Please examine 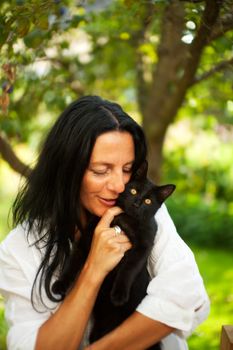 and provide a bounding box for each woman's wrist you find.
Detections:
[81,260,106,287]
